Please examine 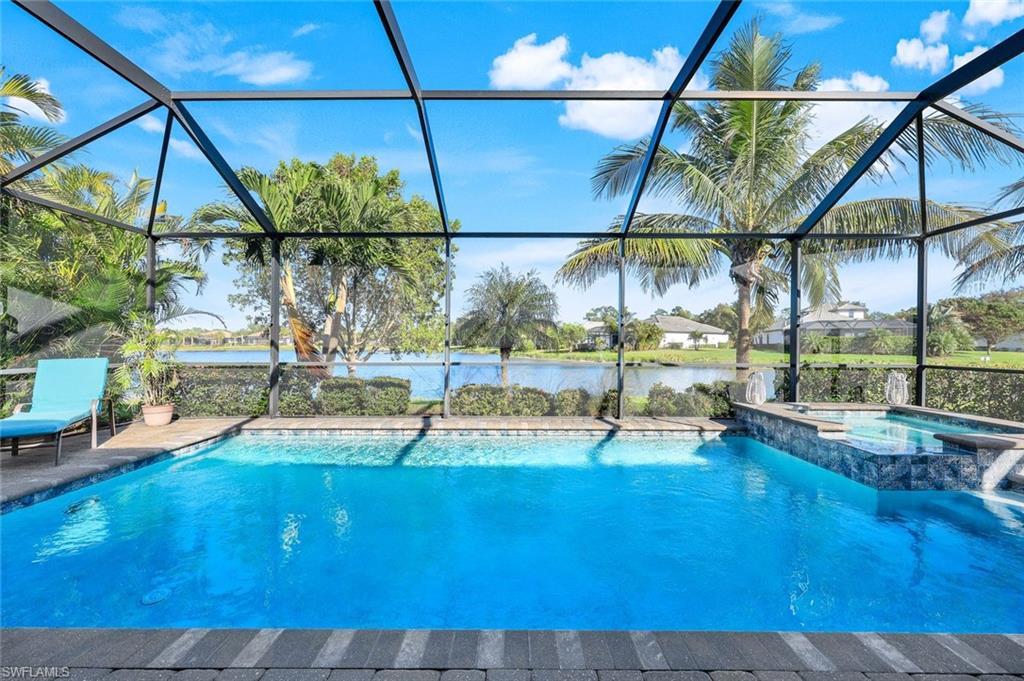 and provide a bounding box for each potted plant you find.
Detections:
[115,312,181,427]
